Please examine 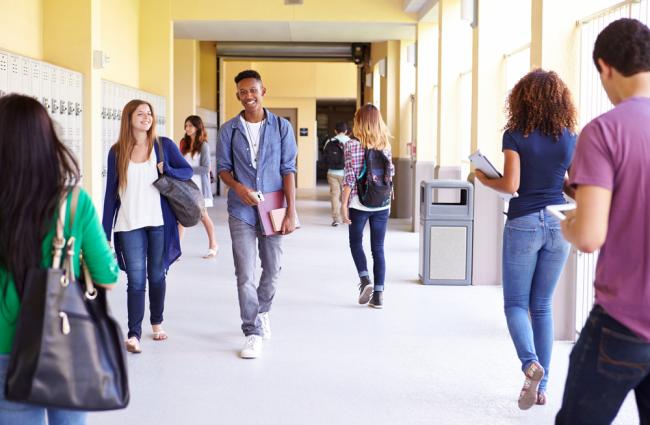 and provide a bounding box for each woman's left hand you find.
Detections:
[474,170,487,184]
[157,162,164,174]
